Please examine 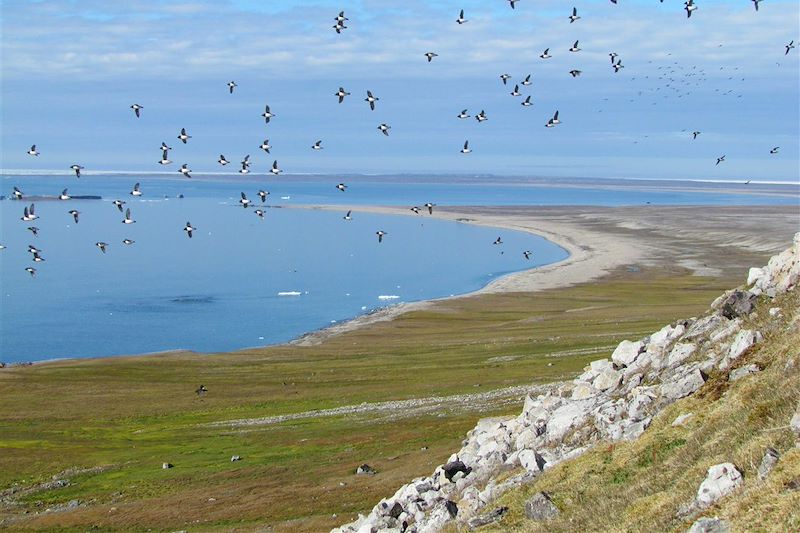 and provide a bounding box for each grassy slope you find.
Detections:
[0,268,744,531]
[471,290,800,533]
